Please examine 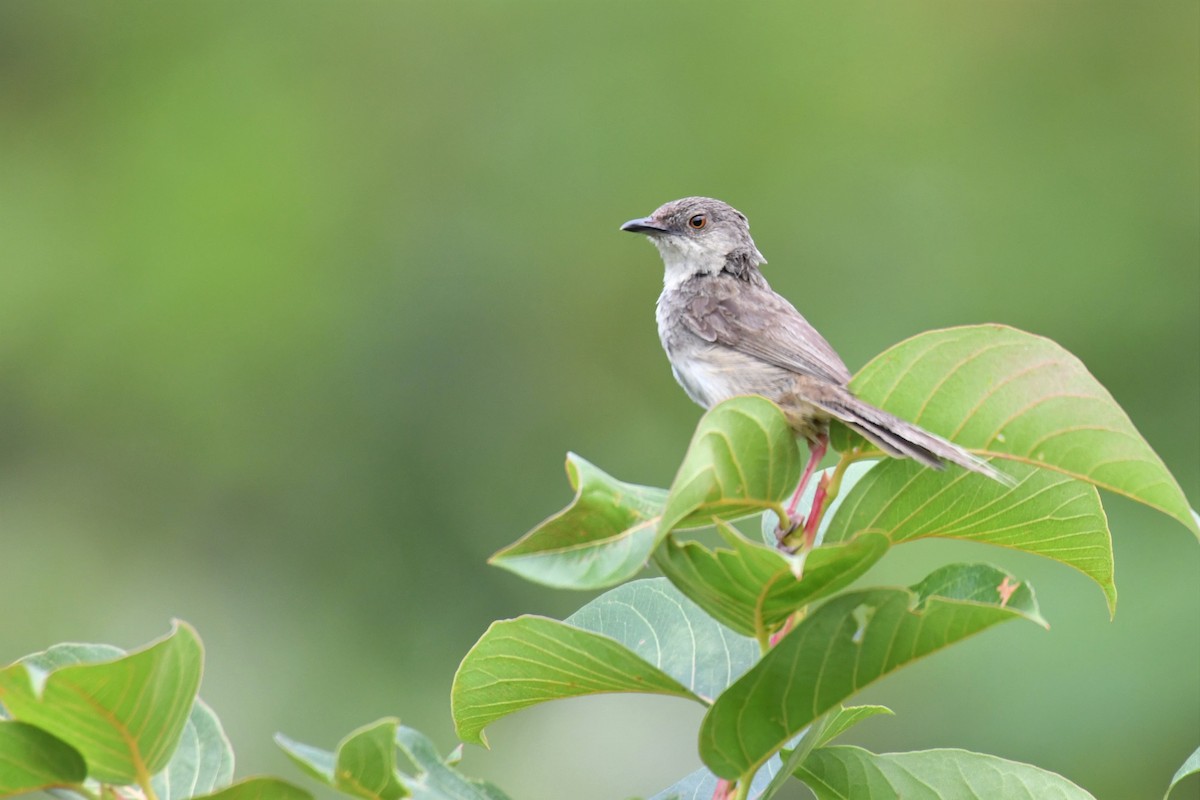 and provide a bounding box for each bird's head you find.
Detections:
[620,196,766,286]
